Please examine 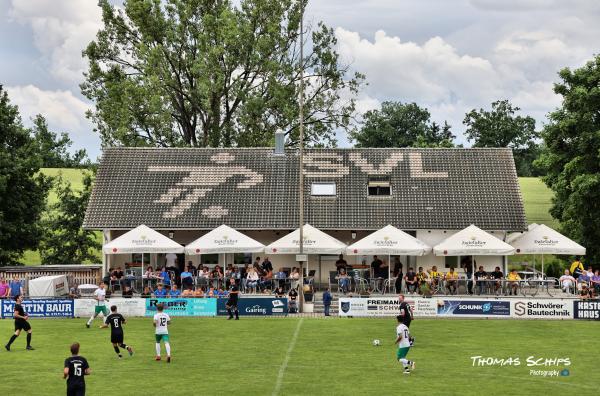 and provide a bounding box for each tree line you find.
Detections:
[1,0,598,267]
